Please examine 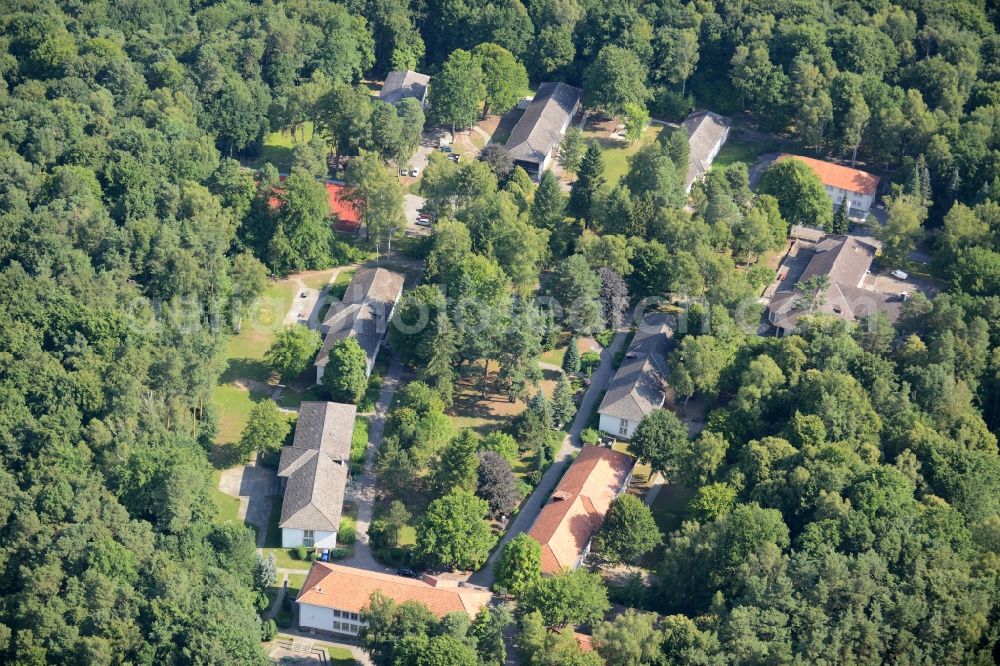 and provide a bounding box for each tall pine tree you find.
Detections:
[562,336,581,374]
[832,195,850,234]
[568,143,605,224]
